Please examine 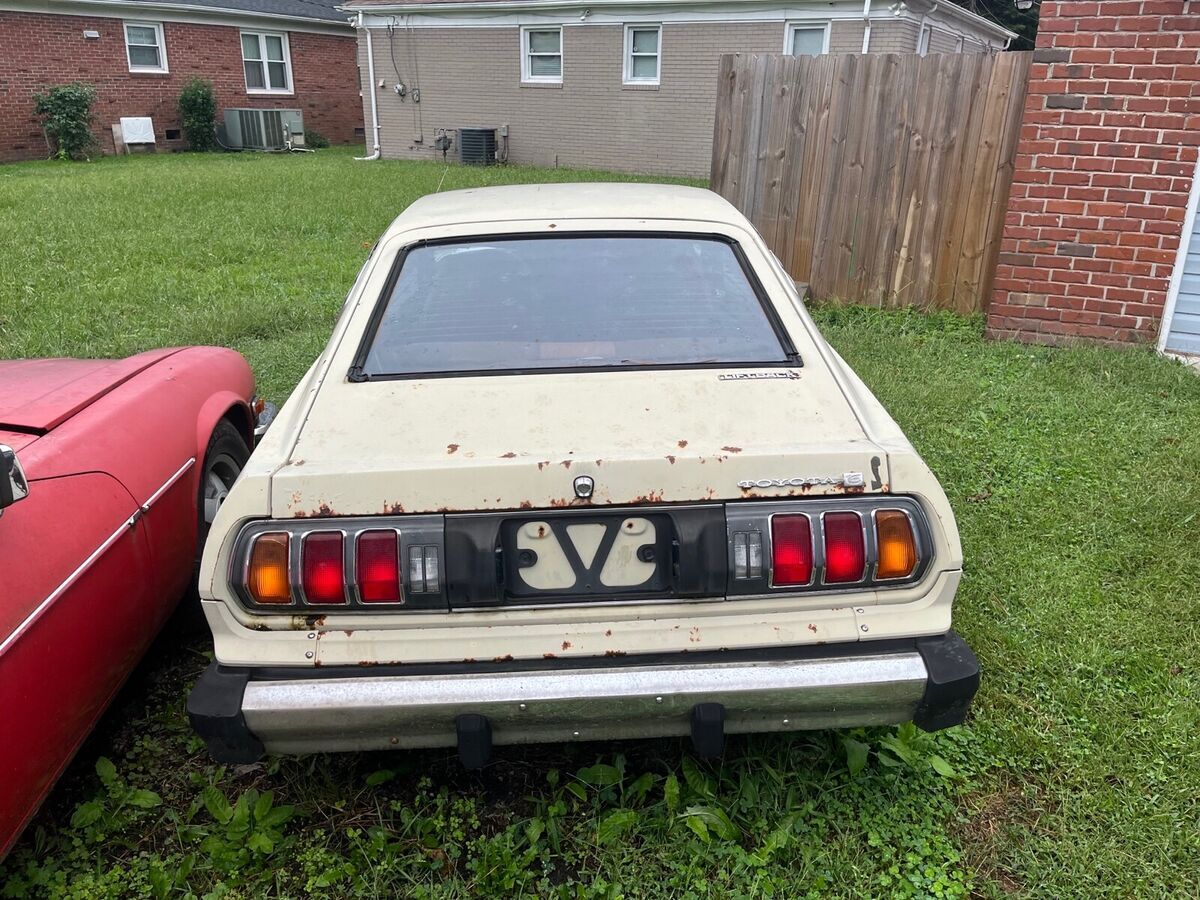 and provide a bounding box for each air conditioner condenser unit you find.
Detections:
[220,108,305,151]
